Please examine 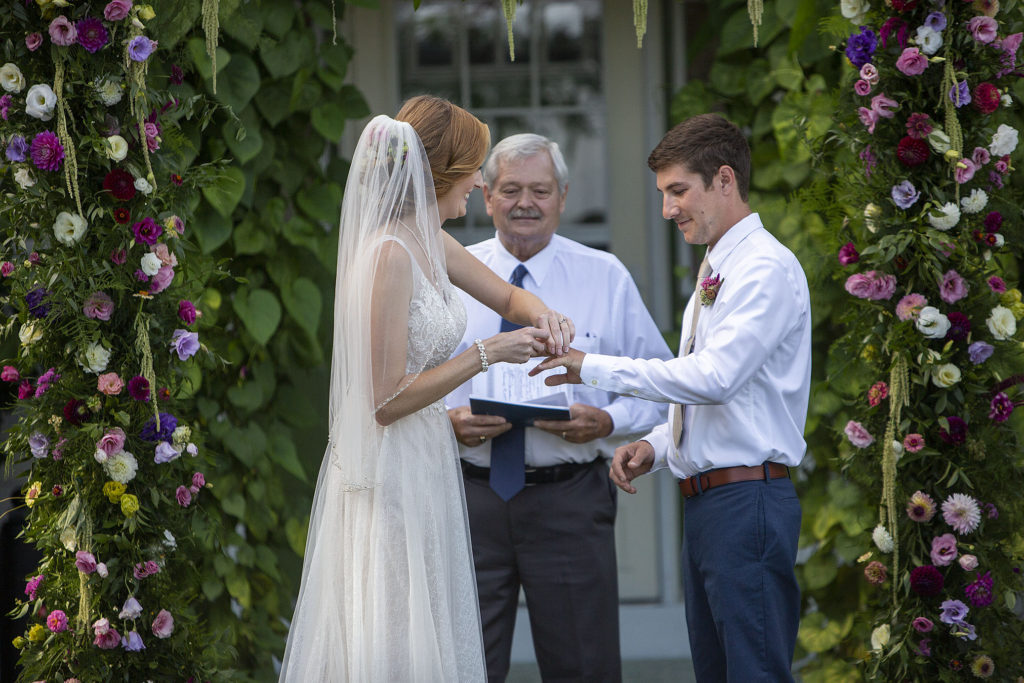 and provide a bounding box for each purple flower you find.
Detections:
[25,286,52,318]
[912,616,934,633]
[132,217,162,245]
[178,300,197,324]
[149,265,175,294]
[845,271,896,300]
[75,550,98,574]
[170,64,184,85]
[122,630,146,651]
[984,503,998,519]
[176,485,192,507]
[939,270,968,304]
[48,15,77,46]
[949,80,971,108]
[940,599,969,624]
[30,131,64,171]
[924,11,946,32]
[154,441,181,464]
[83,291,114,321]
[25,32,43,51]
[191,472,206,490]
[965,571,994,607]
[140,412,178,443]
[844,420,874,448]
[989,392,1013,422]
[128,35,158,62]
[151,609,174,638]
[938,416,967,445]
[135,269,150,282]
[170,329,200,360]
[896,293,927,321]
[29,431,50,457]
[910,565,944,597]
[880,17,907,49]
[127,375,150,401]
[0,94,9,121]
[968,341,994,364]
[104,0,133,21]
[983,211,1003,232]
[25,574,43,601]
[987,276,1006,293]
[930,533,958,566]
[968,16,998,44]
[859,145,876,178]
[845,26,878,69]
[76,17,109,53]
[916,638,931,656]
[945,312,970,342]
[891,180,920,209]
[943,493,981,534]
[34,368,60,398]
[5,135,28,162]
